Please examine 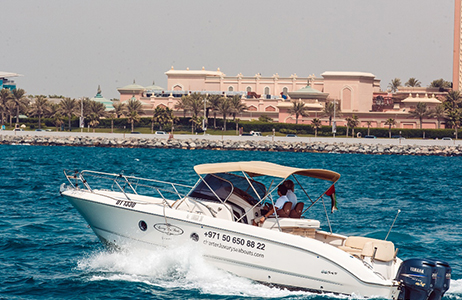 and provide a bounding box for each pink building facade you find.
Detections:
[117,67,447,129]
